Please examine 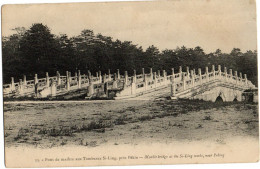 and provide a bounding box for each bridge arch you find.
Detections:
[215,96,224,102]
